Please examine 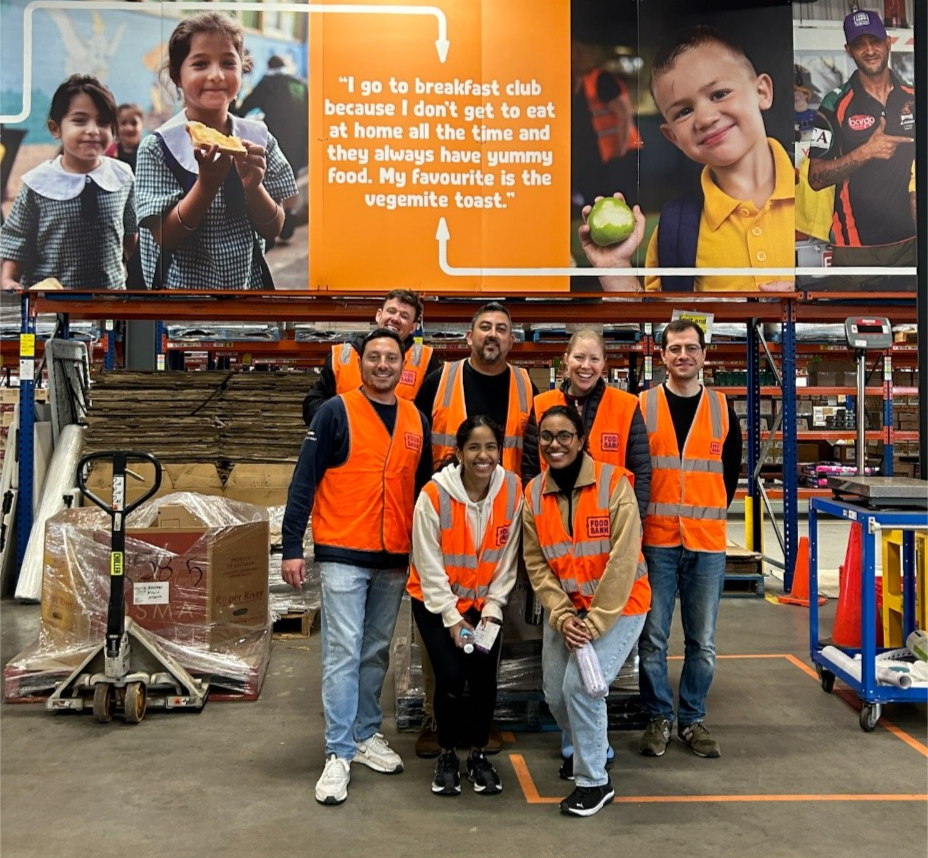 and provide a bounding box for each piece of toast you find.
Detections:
[185,121,248,155]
